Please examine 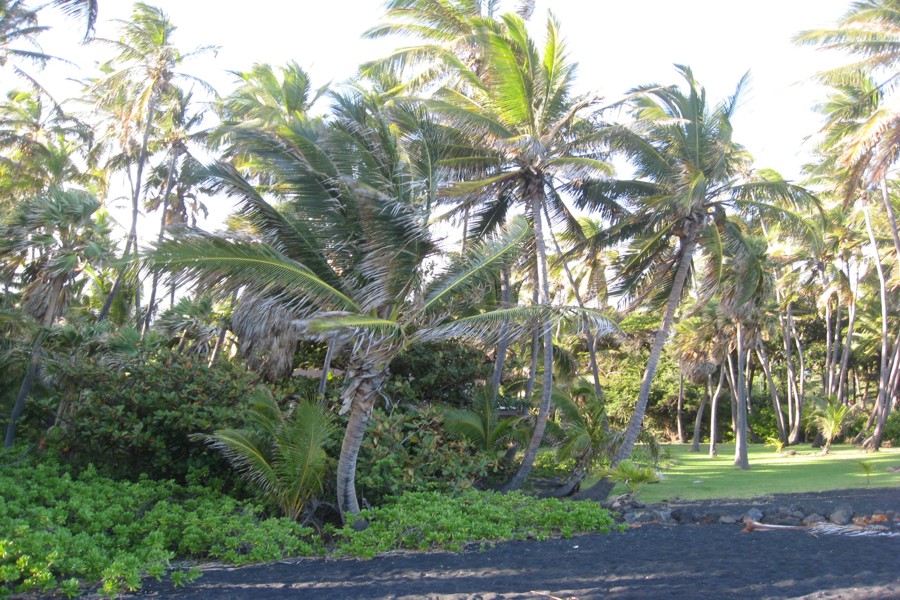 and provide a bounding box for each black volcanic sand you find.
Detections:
[119,487,900,600]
